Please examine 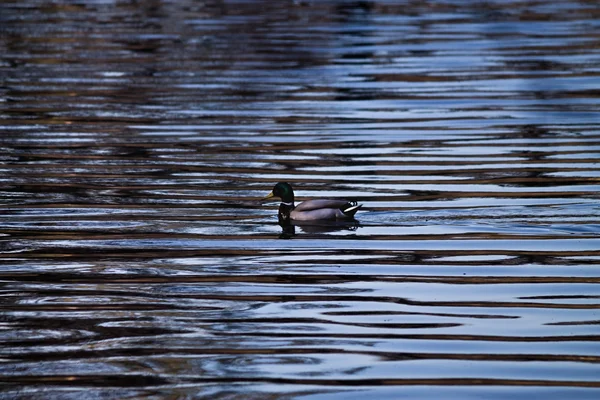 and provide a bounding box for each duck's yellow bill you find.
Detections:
[263,191,275,200]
